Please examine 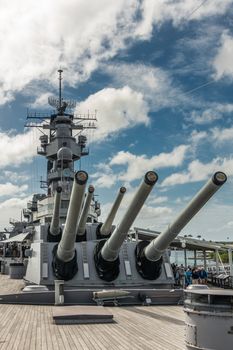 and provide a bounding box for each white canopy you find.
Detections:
[0,232,31,243]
